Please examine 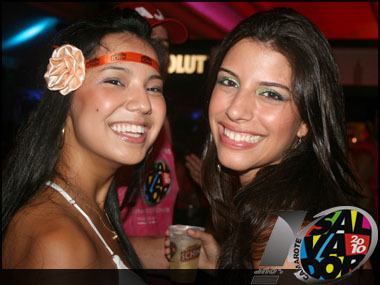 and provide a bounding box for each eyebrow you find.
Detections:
[99,66,163,81]
[219,67,238,78]
[219,67,291,93]
[259,81,291,94]
[149,75,163,81]
[100,66,131,73]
